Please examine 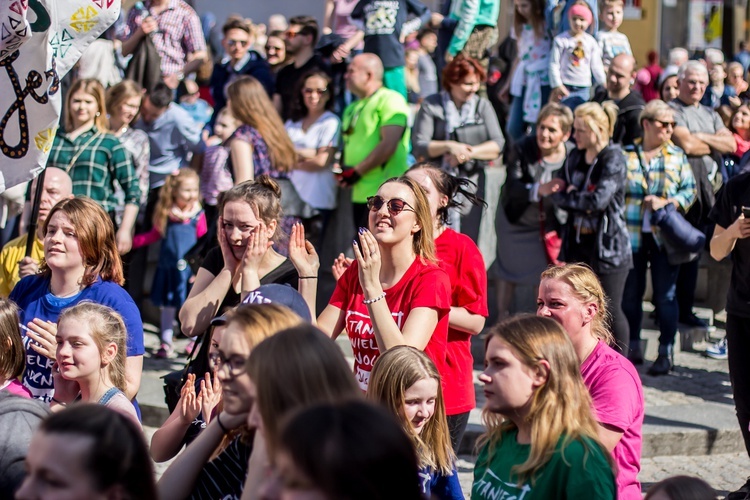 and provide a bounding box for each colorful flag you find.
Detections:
[0,0,120,192]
